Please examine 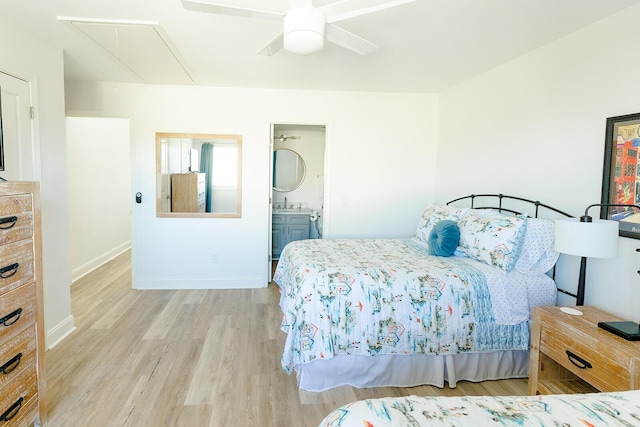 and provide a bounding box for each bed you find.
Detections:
[273,195,573,392]
[318,390,640,426]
